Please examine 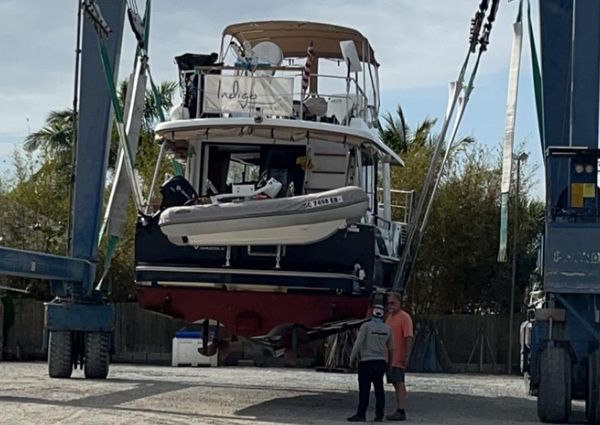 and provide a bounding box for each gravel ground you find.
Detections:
[0,362,585,424]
